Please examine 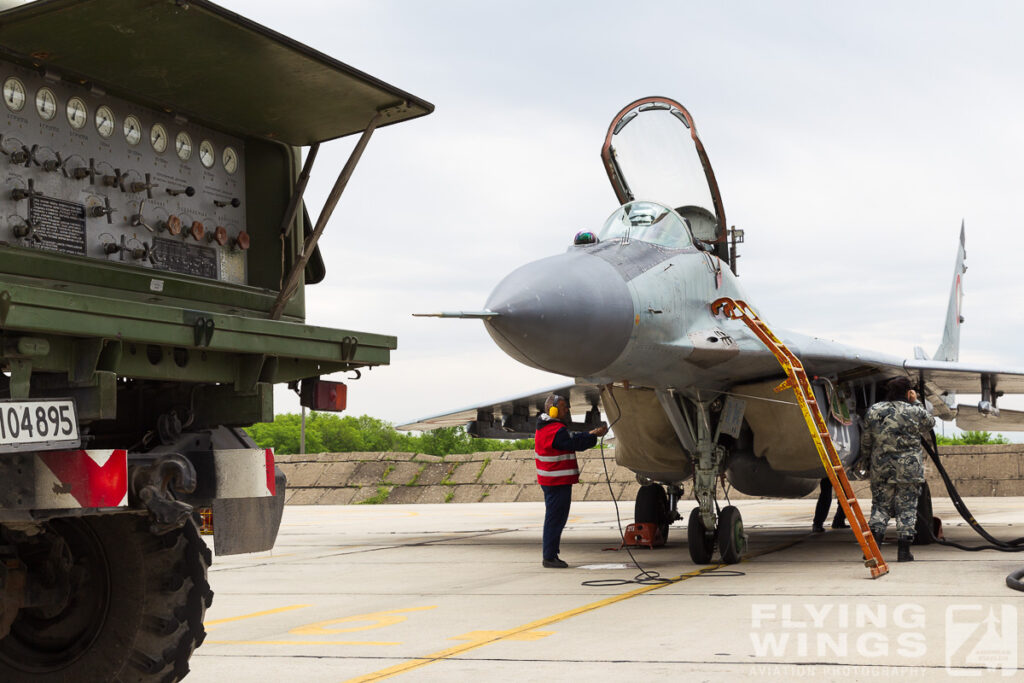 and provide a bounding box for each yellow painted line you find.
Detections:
[343,564,725,683]
[207,639,400,646]
[291,606,436,636]
[204,604,310,630]
[343,536,807,683]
